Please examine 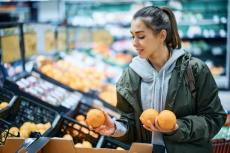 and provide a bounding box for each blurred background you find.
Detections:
[0,0,230,151]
